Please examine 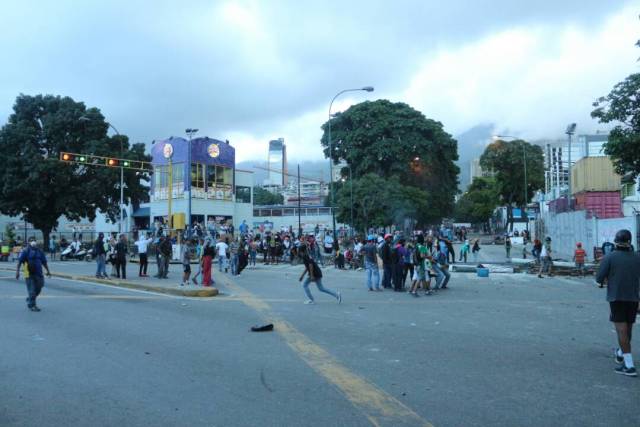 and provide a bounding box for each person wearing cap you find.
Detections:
[16,239,51,312]
[596,229,640,377]
[573,242,587,278]
[363,235,381,291]
[538,237,553,278]
[380,234,393,289]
